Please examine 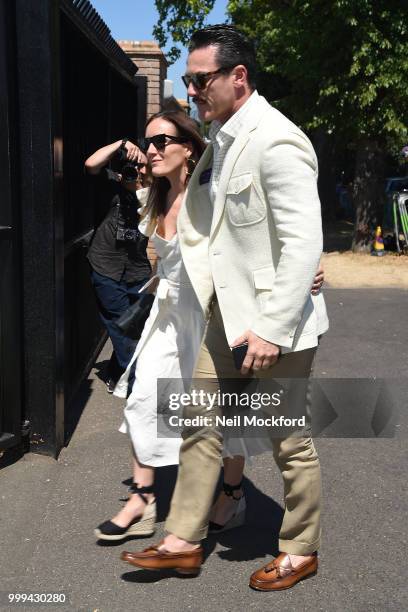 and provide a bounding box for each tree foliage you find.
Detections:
[226,1,408,250]
[153,0,407,150]
[153,0,408,249]
[153,0,215,63]
[228,0,408,154]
